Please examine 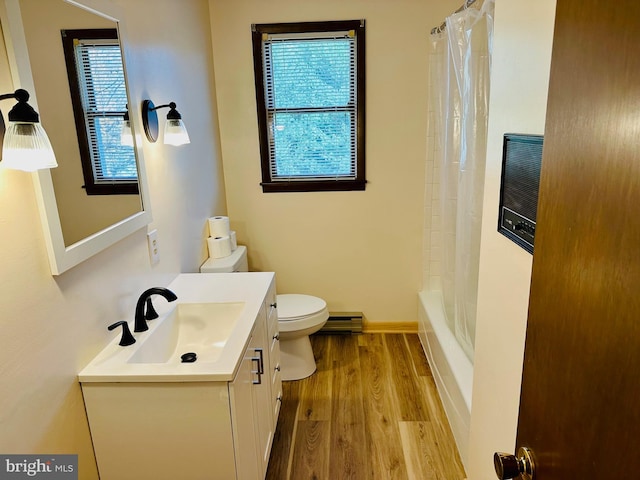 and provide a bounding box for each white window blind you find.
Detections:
[262,31,357,181]
[75,40,137,183]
